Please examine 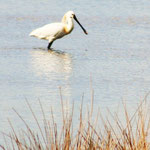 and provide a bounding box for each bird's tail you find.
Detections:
[29,28,46,40]
[29,30,36,37]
